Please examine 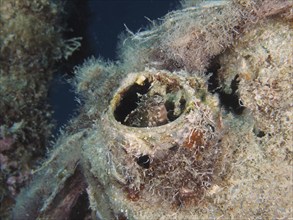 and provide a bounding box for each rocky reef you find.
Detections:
[4,0,293,219]
[0,0,78,218]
